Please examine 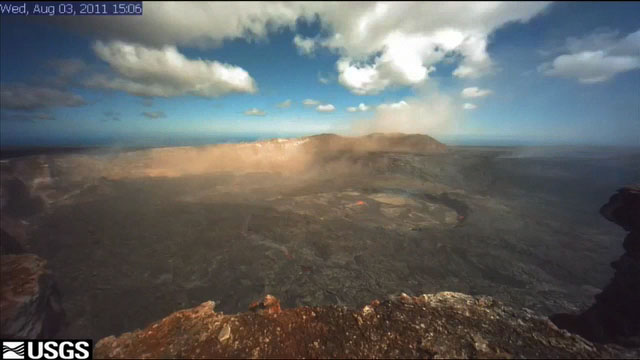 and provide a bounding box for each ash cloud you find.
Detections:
[348,90,461,138]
